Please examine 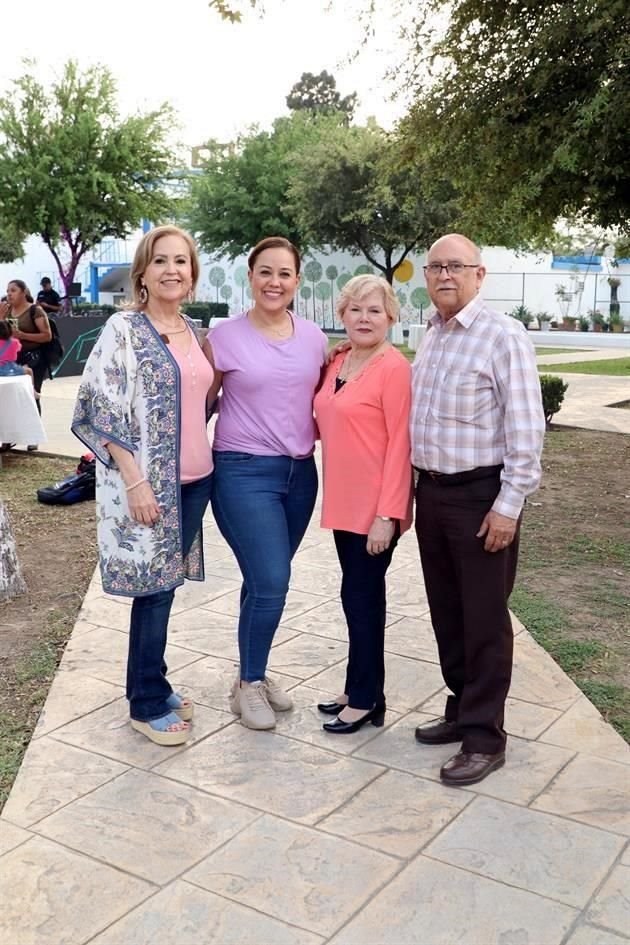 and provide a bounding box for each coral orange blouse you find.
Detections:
[314,346,413,535]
